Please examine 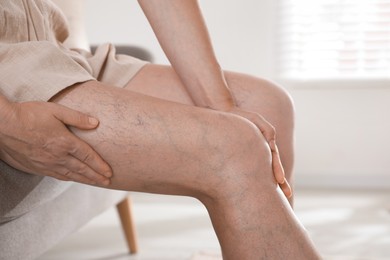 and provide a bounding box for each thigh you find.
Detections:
[52,80,261,197]
[126,64,293,125]
[126,64,294,175]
